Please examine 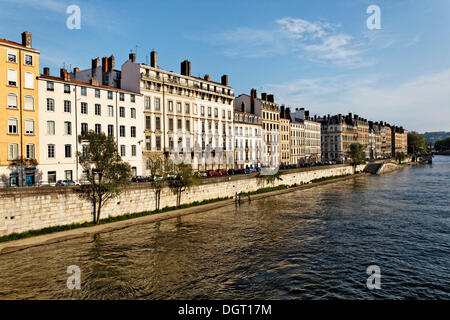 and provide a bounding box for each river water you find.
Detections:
[0,157,449,299]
